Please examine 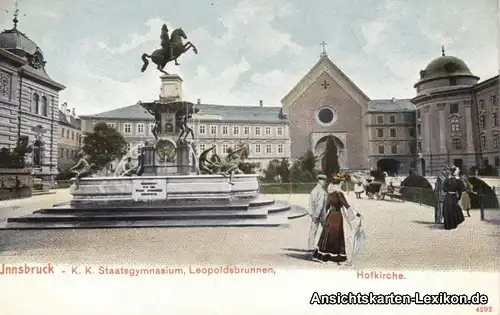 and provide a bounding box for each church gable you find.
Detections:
[281,55,370,112]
